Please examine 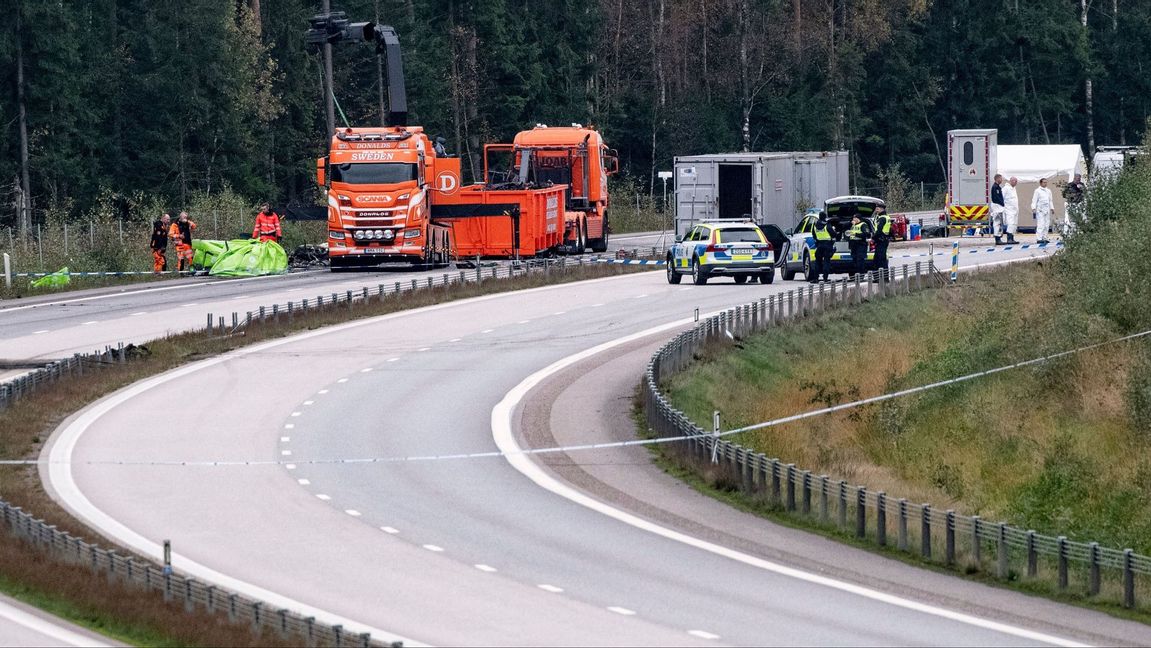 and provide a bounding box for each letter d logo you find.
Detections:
[437,172,460,195]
